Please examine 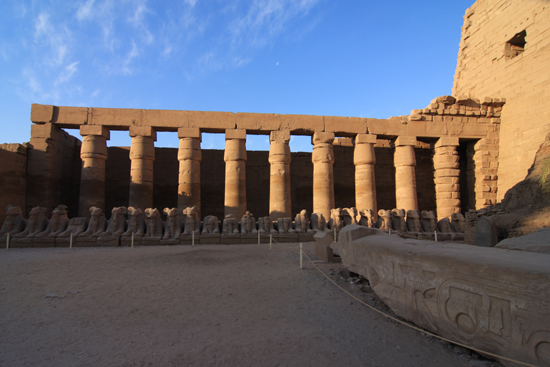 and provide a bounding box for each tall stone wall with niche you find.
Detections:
[453,0,550,200]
